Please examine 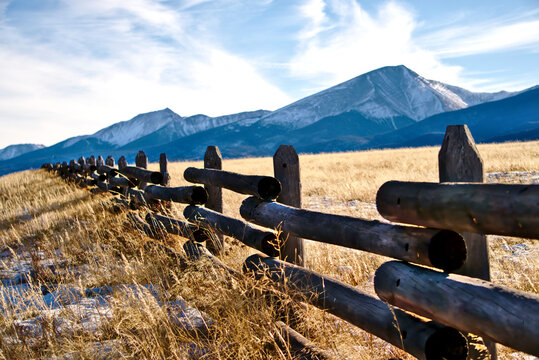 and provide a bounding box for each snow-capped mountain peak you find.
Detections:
[0,143,45,160]
[92,108,181,147]
[257,65,517,129]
